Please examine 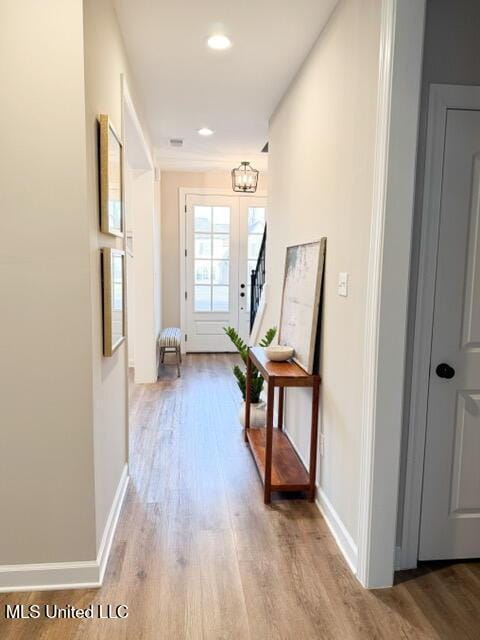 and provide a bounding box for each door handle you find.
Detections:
[240,283,245,289]
[240,292,245,297]
[436,363,455,379]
